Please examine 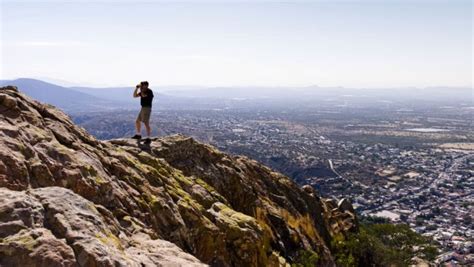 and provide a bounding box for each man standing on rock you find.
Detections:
[132,81,154,144]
